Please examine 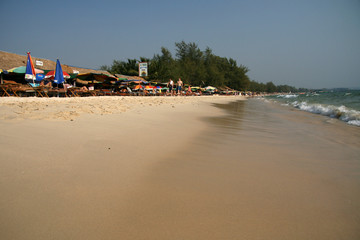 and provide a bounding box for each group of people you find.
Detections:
[38,79,94,92]
[37,77,193,96]
[167,78,184,96]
